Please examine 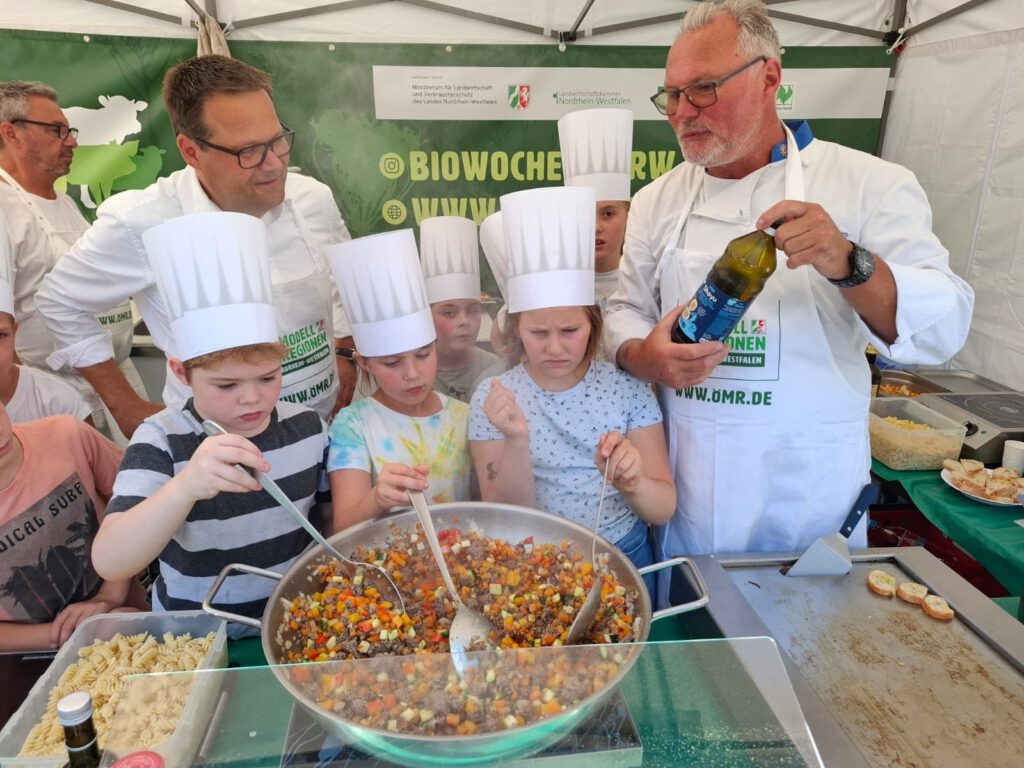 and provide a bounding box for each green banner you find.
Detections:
[0,28,891,295]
